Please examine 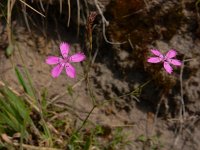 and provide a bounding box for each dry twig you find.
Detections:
[94,0,127,45]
